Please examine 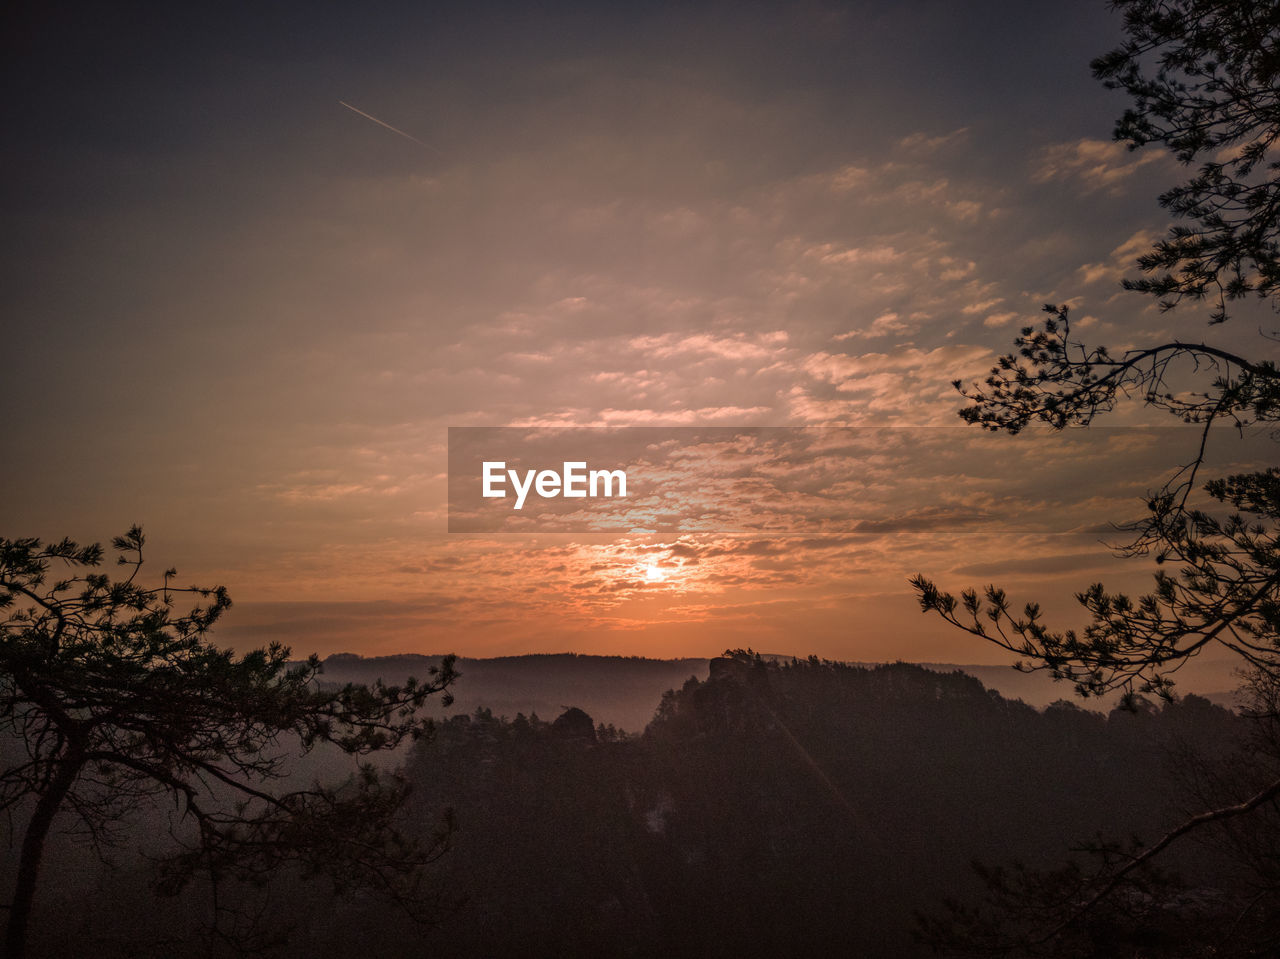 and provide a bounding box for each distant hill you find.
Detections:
[390,656,1252,959]
[313,651,1246,733]
[316,652,710,733]
[10,653,1257,958]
